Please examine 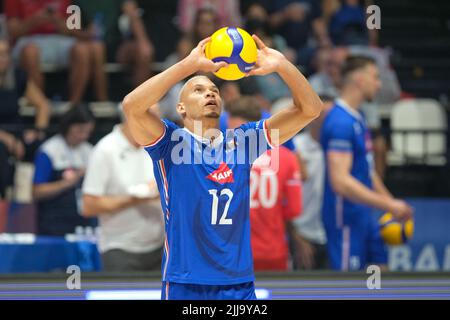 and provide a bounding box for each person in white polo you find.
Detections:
[82,106,164,271]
